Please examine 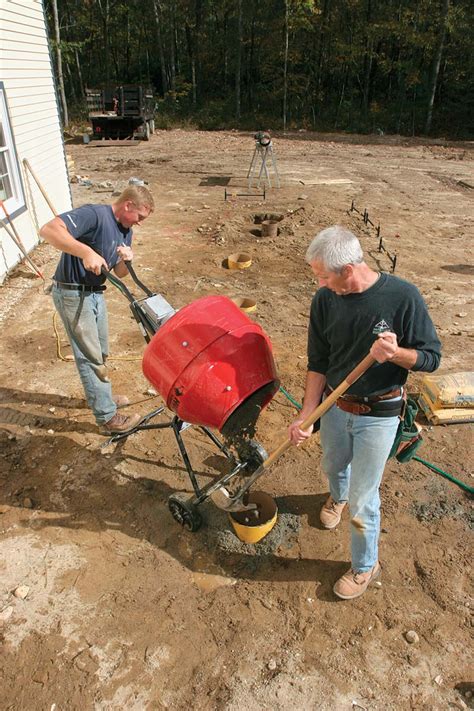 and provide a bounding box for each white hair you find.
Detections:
[305,225,364,273]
